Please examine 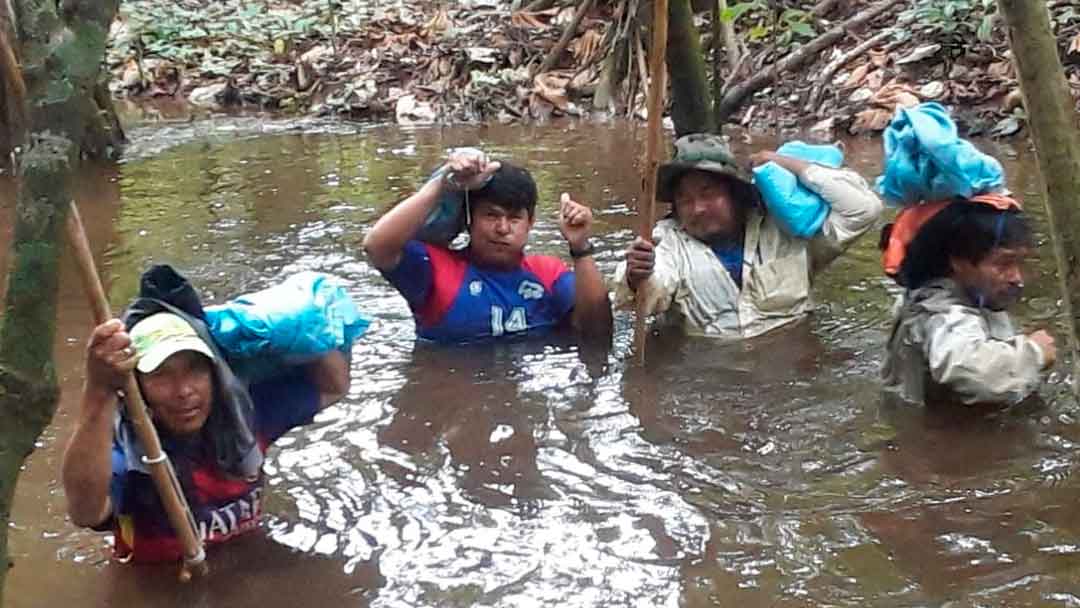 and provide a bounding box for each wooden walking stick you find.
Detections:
[65,201,208,582]
[634,0,670,363]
